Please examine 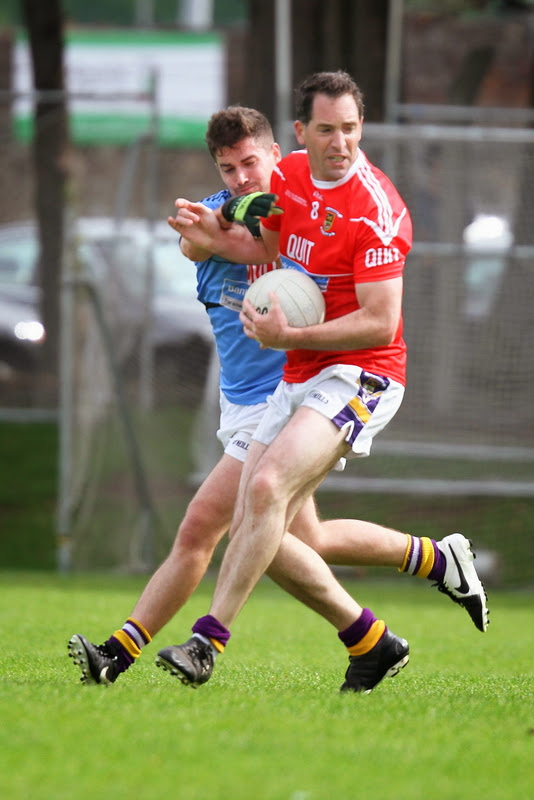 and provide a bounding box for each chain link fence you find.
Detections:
[1,91,533,581]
